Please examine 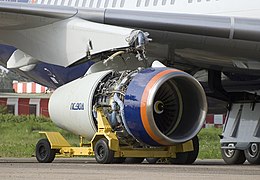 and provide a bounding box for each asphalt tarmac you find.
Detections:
[0,158,259,180]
